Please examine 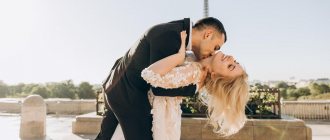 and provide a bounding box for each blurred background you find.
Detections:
[0,1,329,139]
[0,0,329,84]
[0,0,330,100]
